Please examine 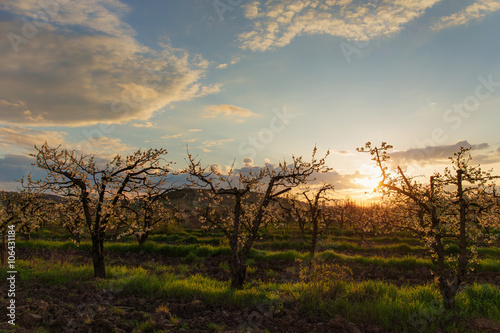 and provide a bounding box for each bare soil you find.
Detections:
[2,246,498,332]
